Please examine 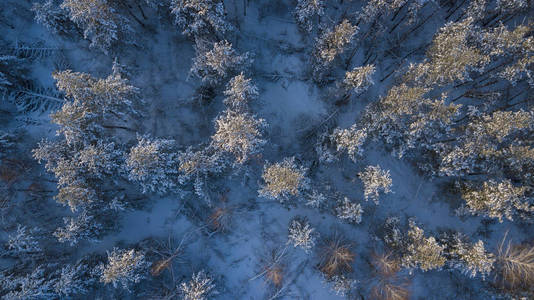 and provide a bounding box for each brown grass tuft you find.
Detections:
[370,281,410,300]
[318,235,355,277]
[496,233,534,291]
[372,251,401,277]
[207,206,232,233]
